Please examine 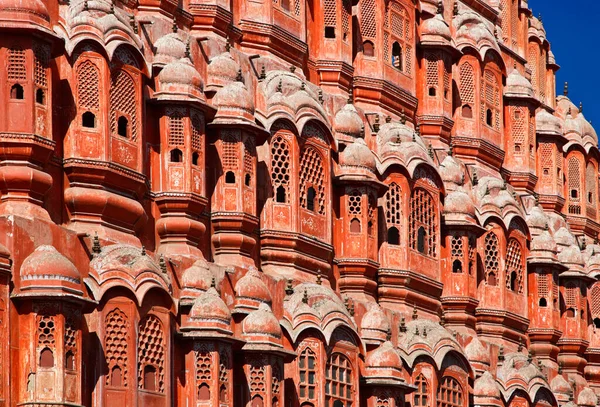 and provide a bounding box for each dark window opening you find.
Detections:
[515,144,521,153]
[82,111,96,128]
[510,271,518,292]
[589,192,593,203]
[281,0,290,11]
[363,41,374,57]
[539,298,547,307]
[543,168,549,175]
[594,318,600,329]
[110,366,122,387]
[117,116,129,137]
[65,350,75,370]
[245,173,251,186]
[462,104,472,118]
[198,383,210,400]
[307,187,316,211]
[333,401,344,407]
[276,185,286,203]
[39,348,54,368]
[486,109,493,126]
[143,365,157,391]
[387,227,400,245]
[10,84,24,100]
[581,309,585,319]
[429,87,436,97]
[566,307,575,318]
[220,384,227,401]
[350,218,361,233]
[452,259,462,273]
[252,395,264,407]
[417,226,426,254]
[170,148,183,163]
[225,171,236,184]
[488,272,497,286]
[367,220,374,236]
[392,42,403,71]
[192,152,199,166]
[444,89,449,99]
[325,27,336,38]
[36,88,45,104]
[571,189,579,199]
